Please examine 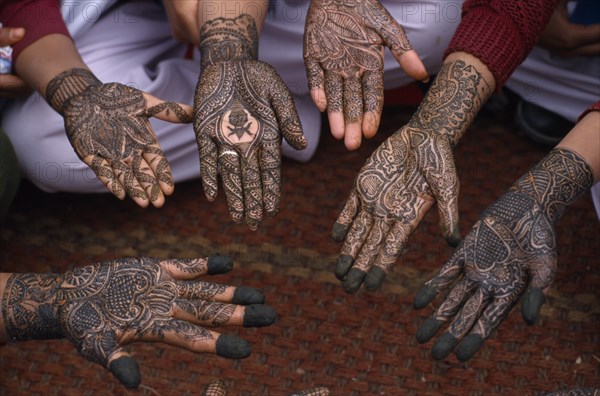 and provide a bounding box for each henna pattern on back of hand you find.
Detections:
[414,148,594,361]
[2,257,276,388]
[333,59,492,293]
[195,15,306,229]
